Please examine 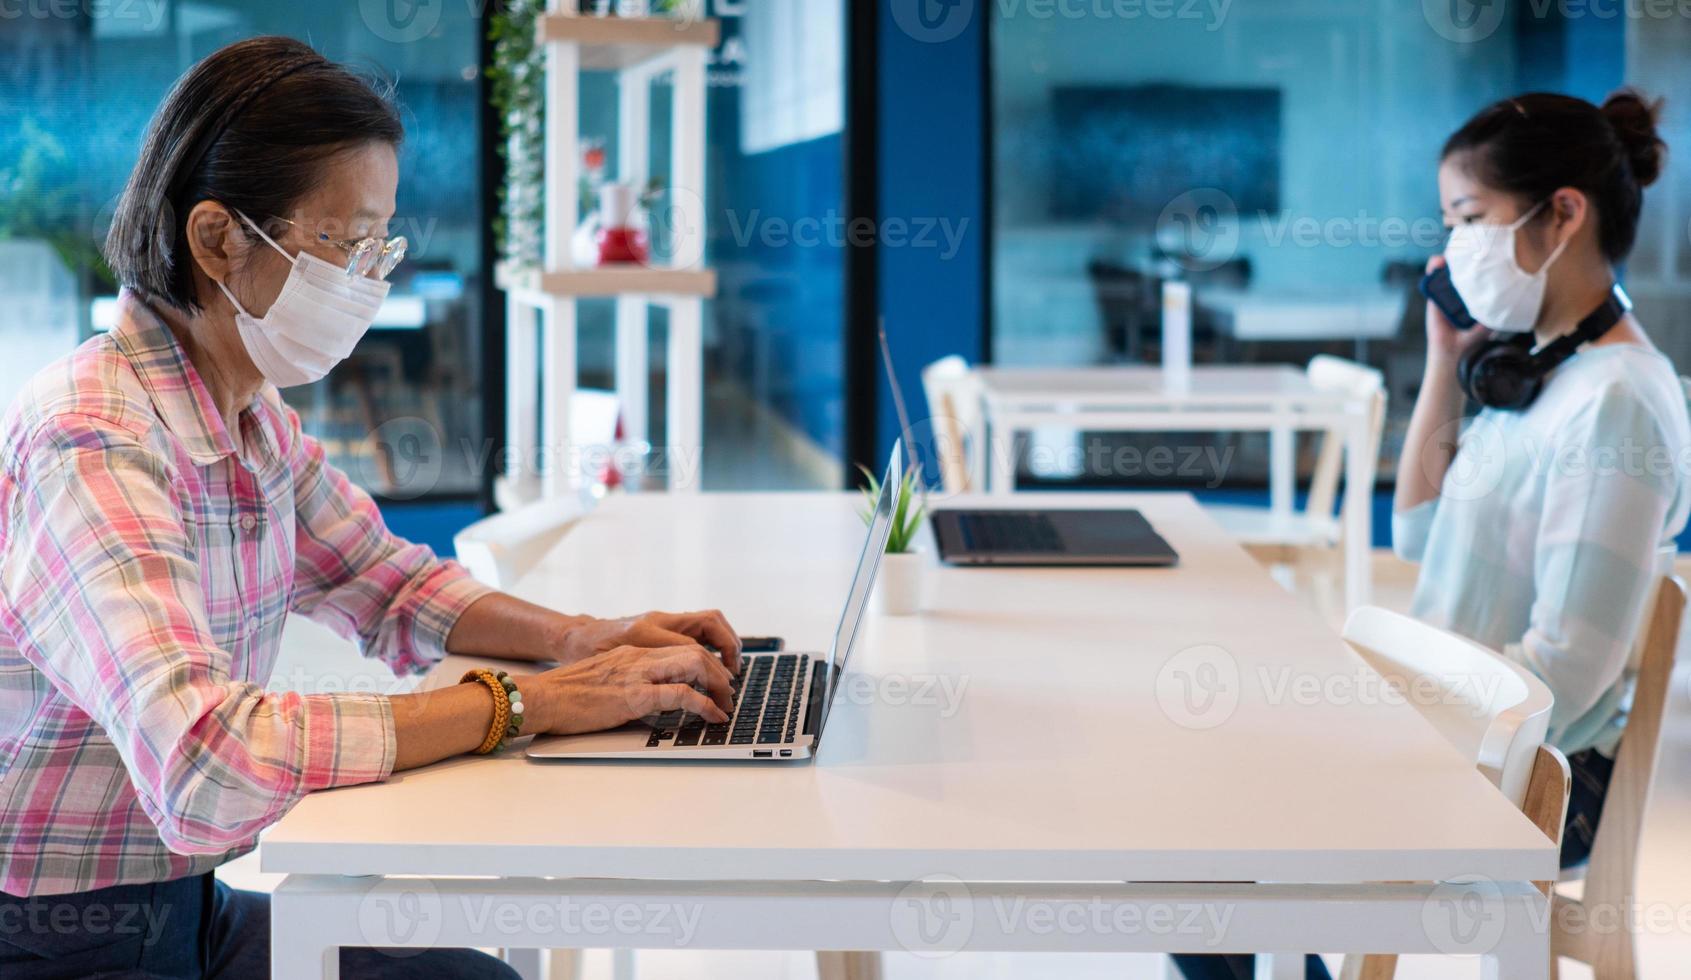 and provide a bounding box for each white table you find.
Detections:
[972,365,1376,609]
[262,492,1551,979]
[1199,286,1405,341]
